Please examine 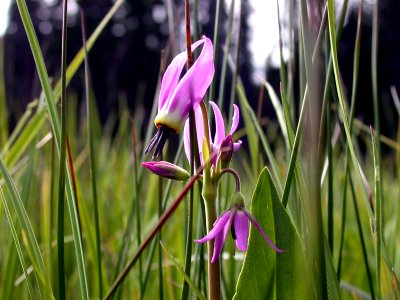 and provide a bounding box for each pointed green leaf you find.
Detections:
[234,167,311,300]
